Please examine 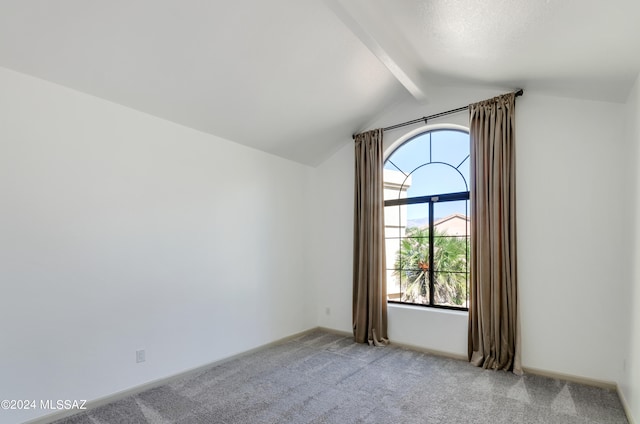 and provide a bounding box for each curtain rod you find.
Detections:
[353,89,524,138]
